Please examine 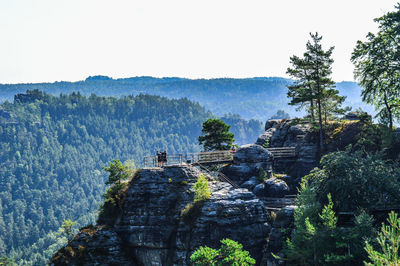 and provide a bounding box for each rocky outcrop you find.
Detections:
[221,144,273,185]
[256,119,319,178]
[51,226,134,266]
[51,165,270,265]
